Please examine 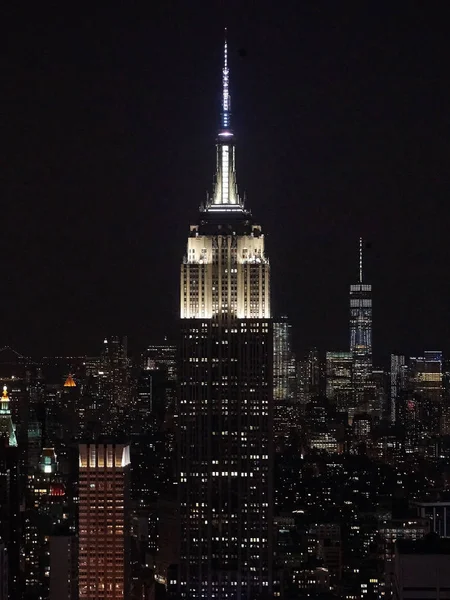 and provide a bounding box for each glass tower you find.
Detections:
[176,35,273,599]
[349,238,373,413]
